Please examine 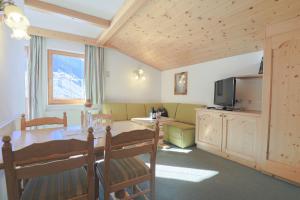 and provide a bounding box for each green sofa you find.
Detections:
[163,104,202,148]
[102,102,205,148]
[102,102,179,120]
